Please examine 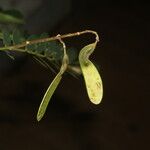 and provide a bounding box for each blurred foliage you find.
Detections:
[0,8,78,66]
